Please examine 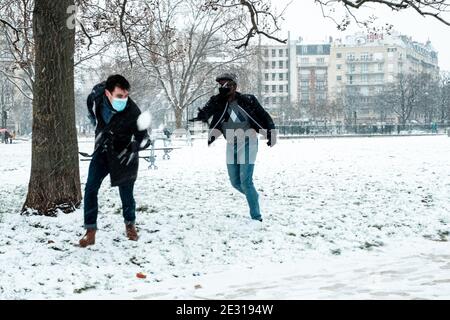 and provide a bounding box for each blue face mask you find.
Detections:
[111,97,128,112]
